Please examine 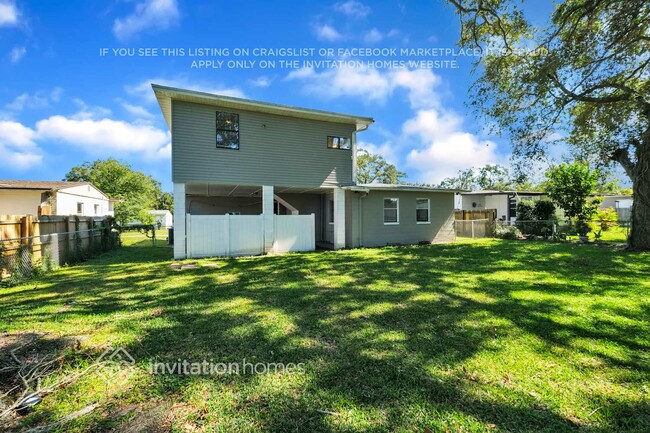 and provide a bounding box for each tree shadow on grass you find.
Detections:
[3,240,649,431]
